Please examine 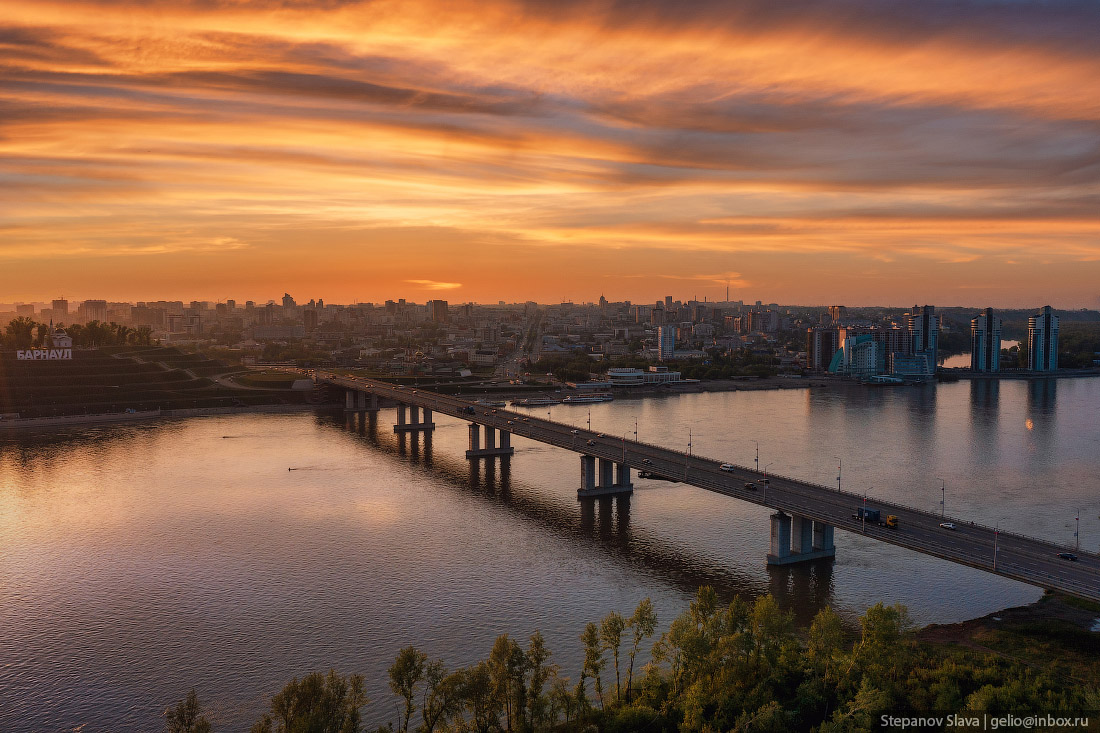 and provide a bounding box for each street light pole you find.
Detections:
[753,440,759,474]
[938,478,945,518]
[764,462,774,503]
[833,456,842,493]
[1076,508,1080,551]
